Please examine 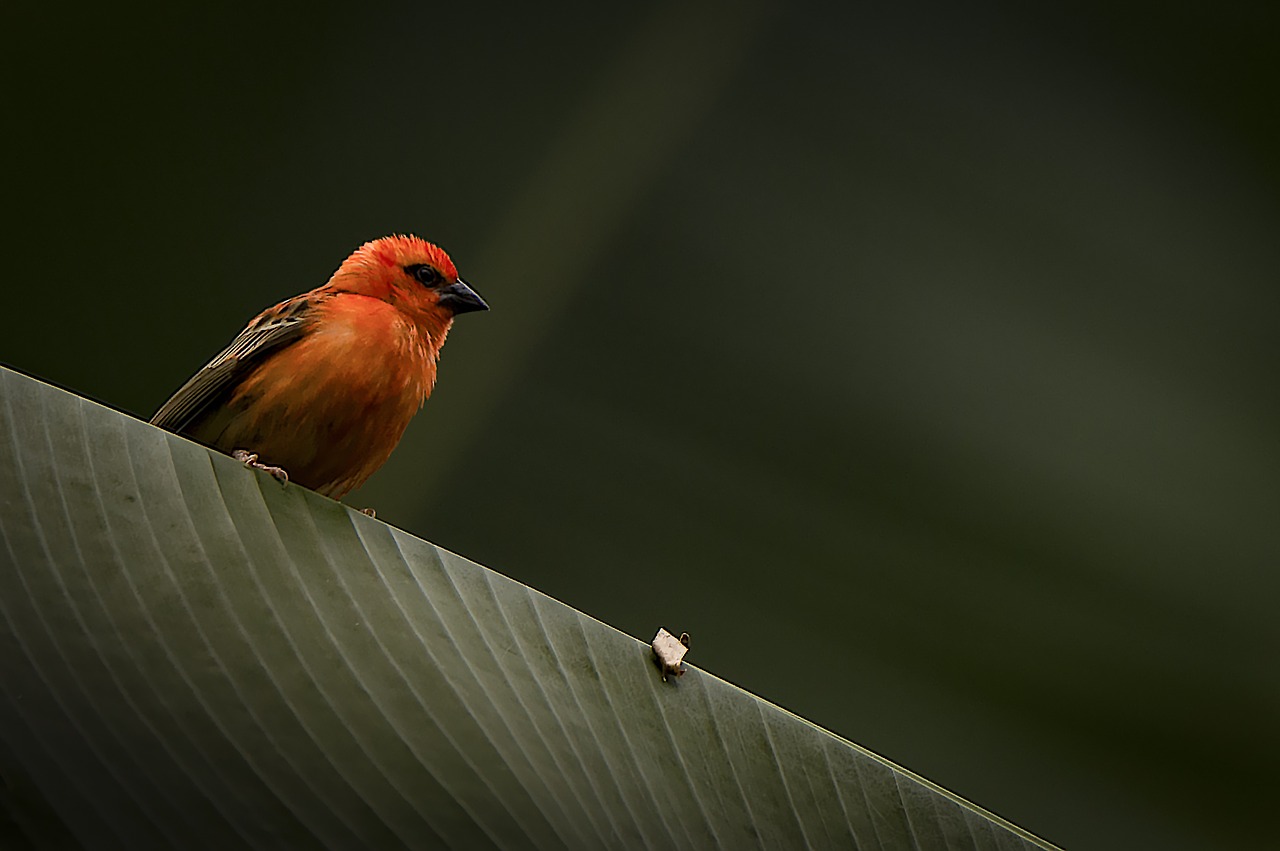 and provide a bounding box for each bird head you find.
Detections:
[327,234,489,321]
